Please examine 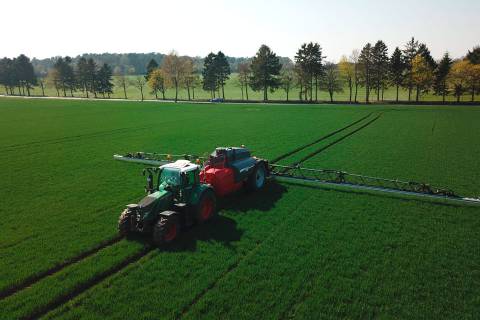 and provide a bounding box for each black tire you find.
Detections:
[118,209,131,236]
[247,162,266,191]
[194,189,217,224]
[153,213,180,246]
